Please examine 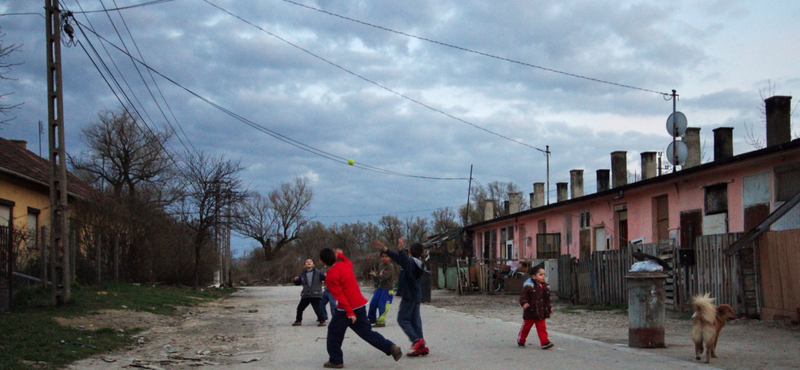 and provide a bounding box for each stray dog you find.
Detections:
[691,293,737,363]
